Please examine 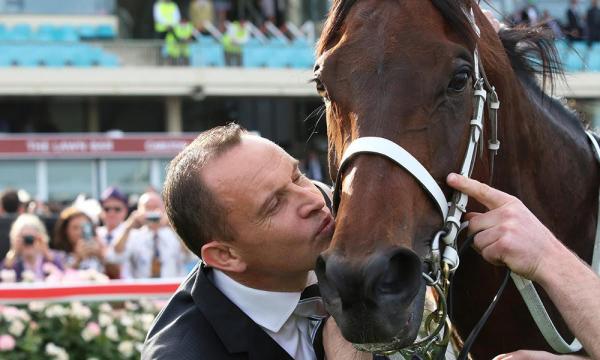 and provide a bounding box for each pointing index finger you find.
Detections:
[446,173,513,210]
